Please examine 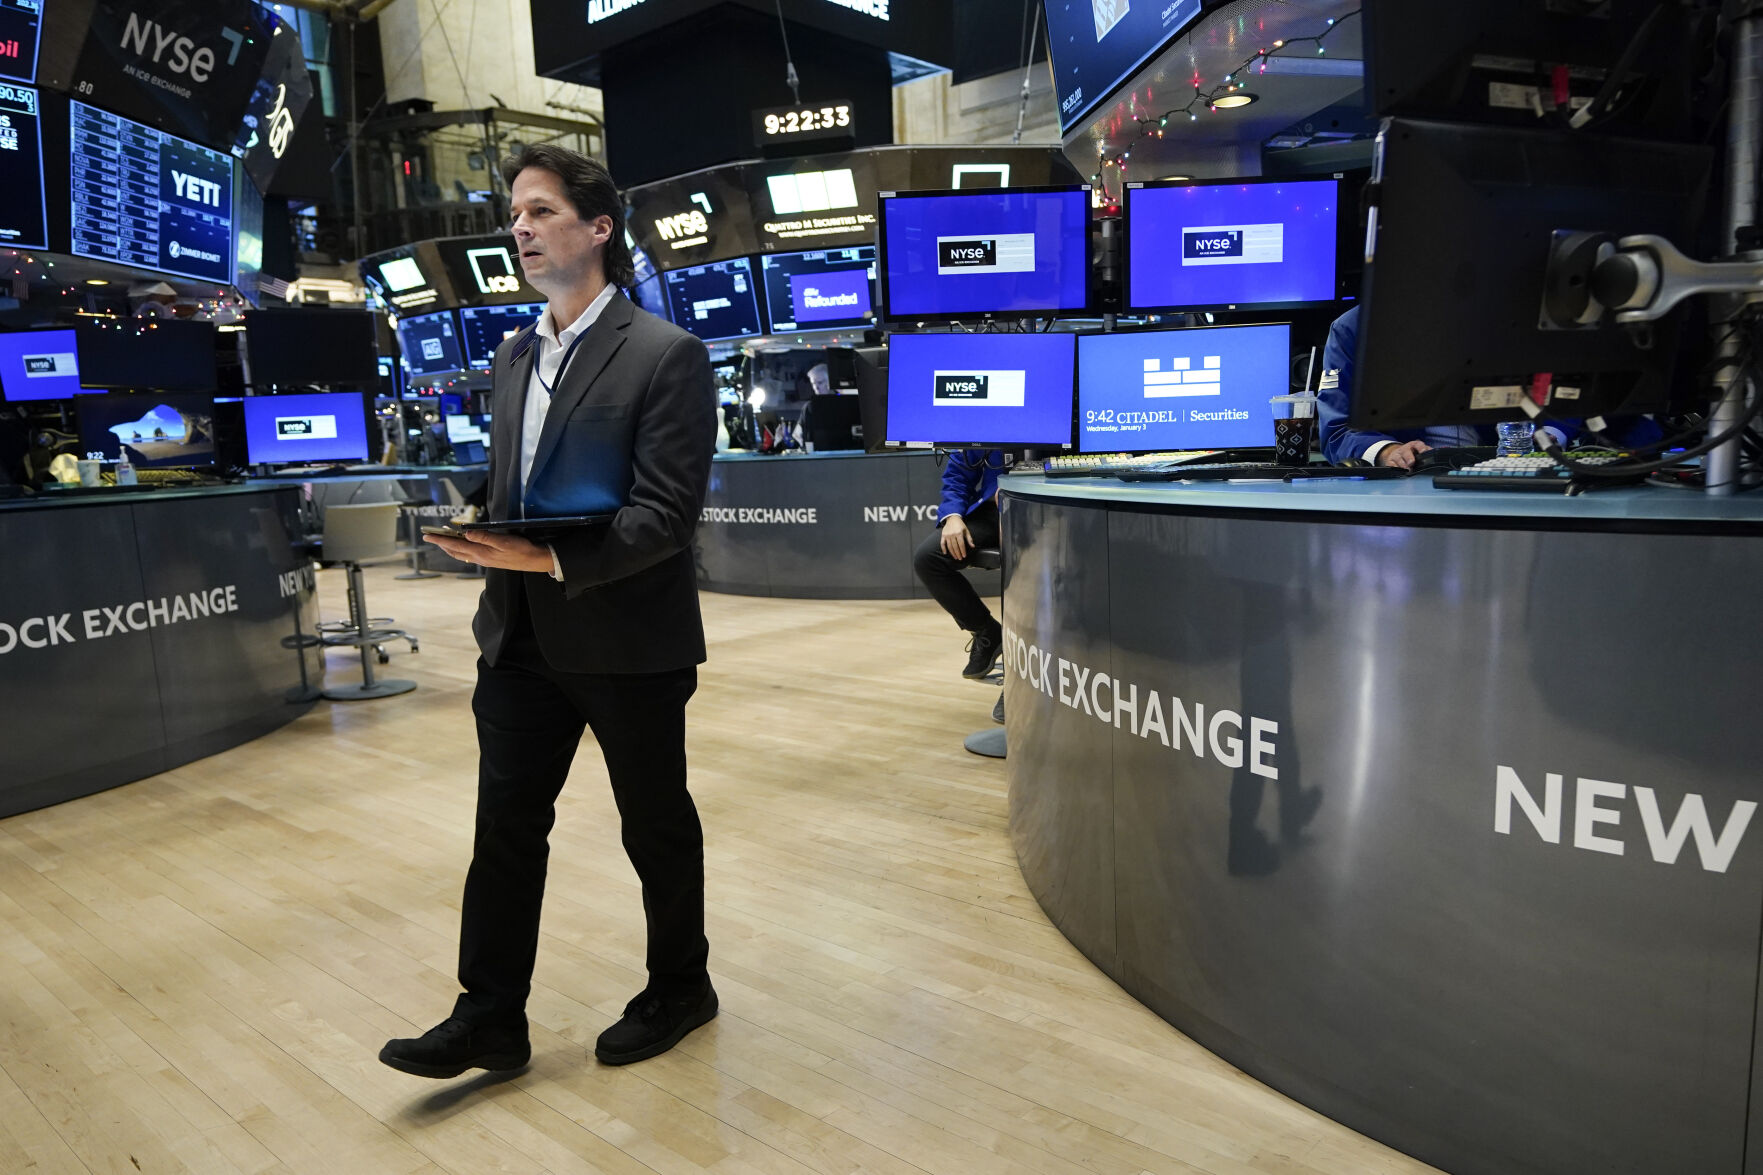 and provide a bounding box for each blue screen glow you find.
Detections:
[886,332,1075,446]
[1077,324,1287,453]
